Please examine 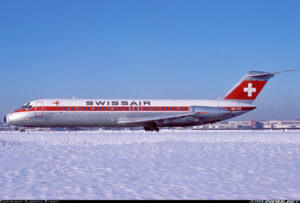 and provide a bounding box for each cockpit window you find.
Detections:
[16,102,33,110]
